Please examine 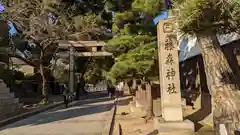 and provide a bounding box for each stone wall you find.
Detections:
[0,80,20,116]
